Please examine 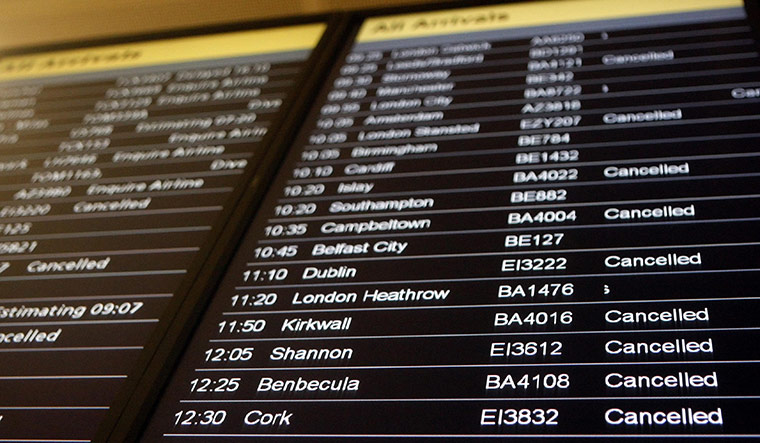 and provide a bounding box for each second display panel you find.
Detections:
[141,0,760,439]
